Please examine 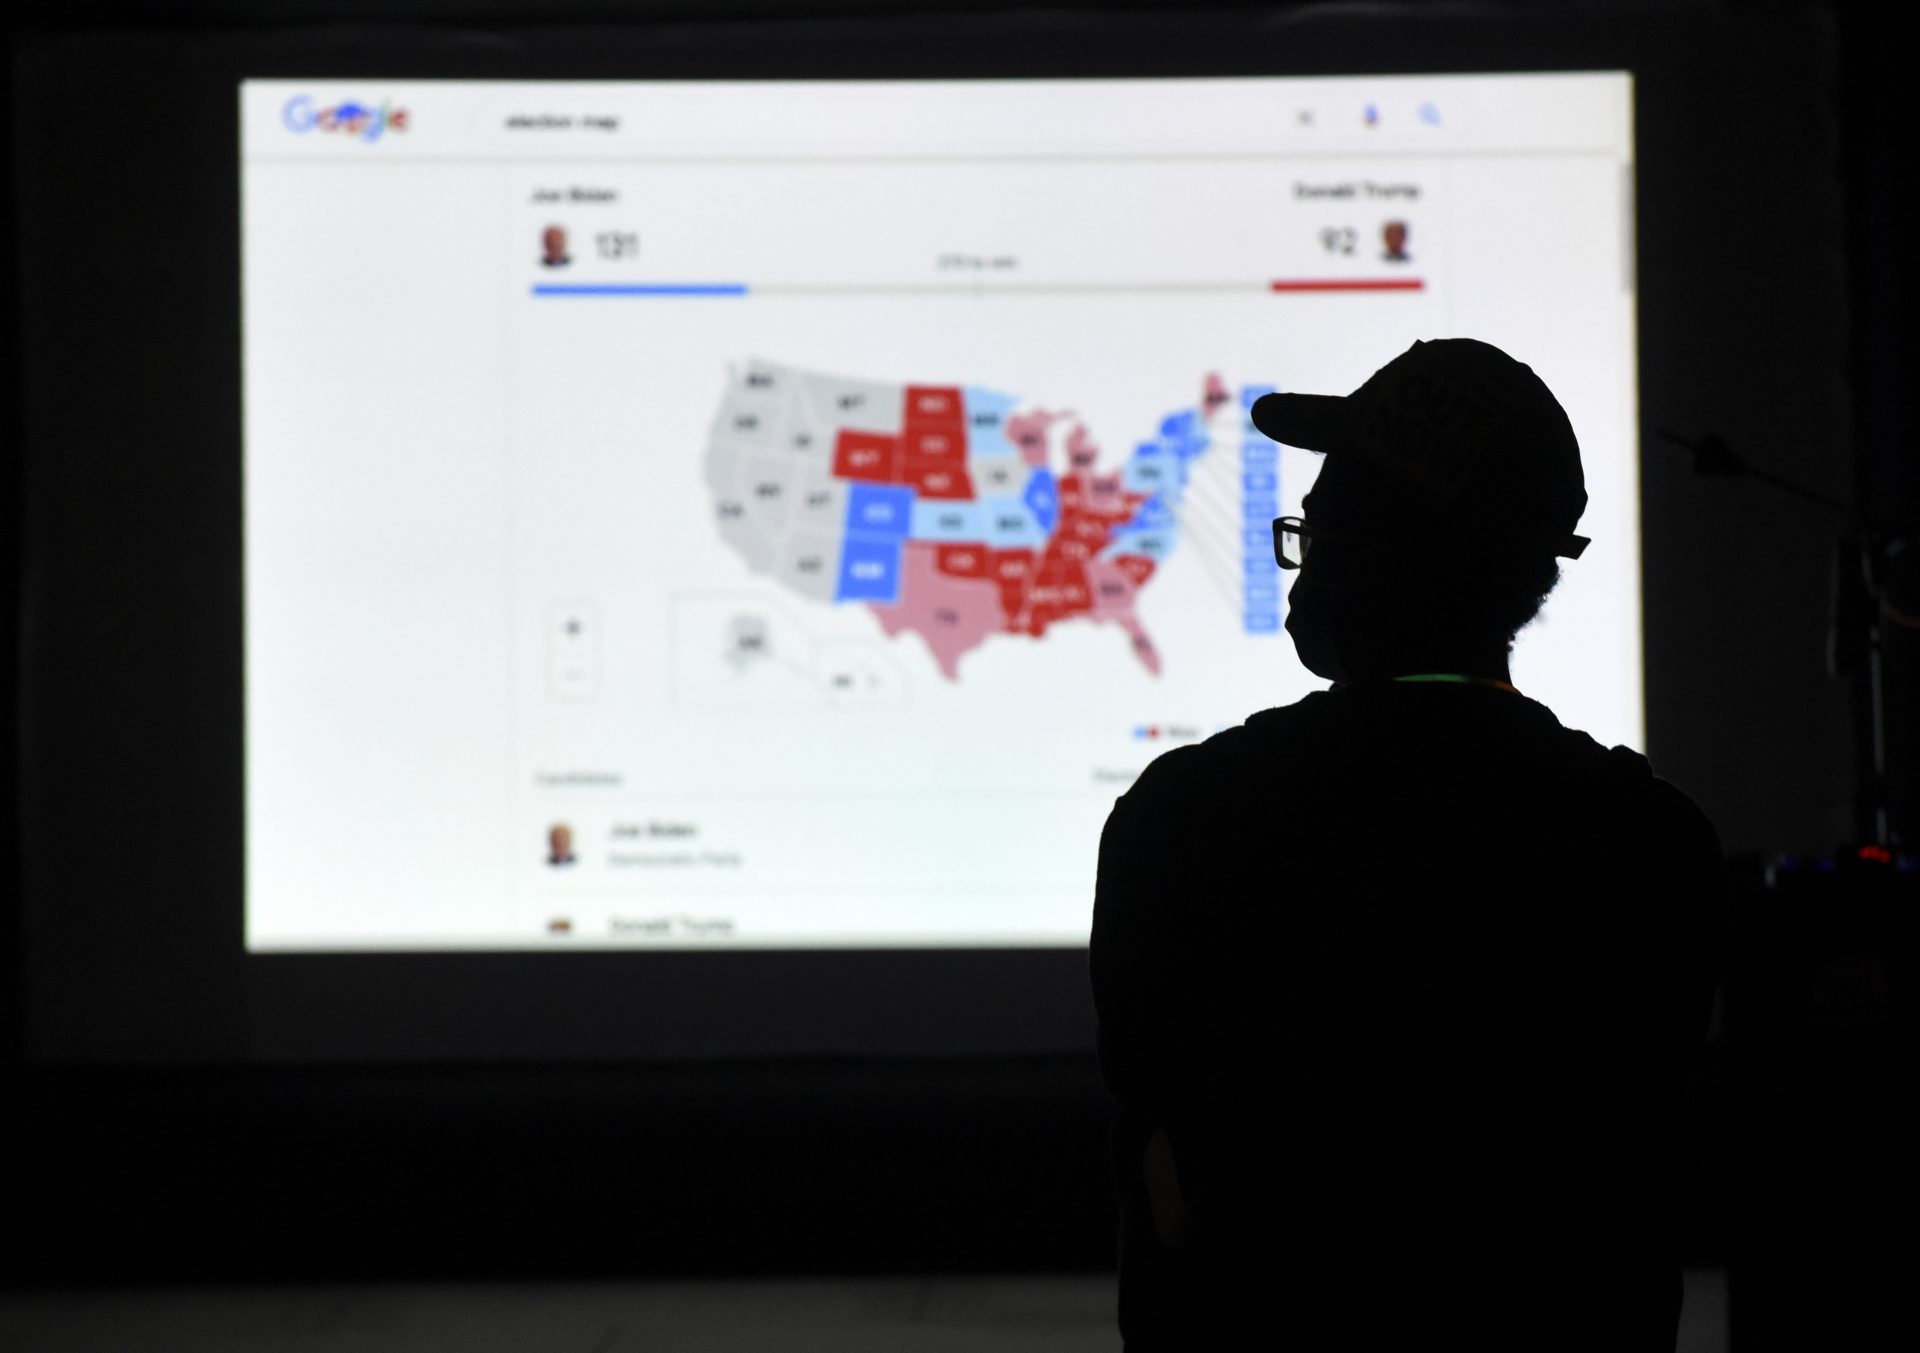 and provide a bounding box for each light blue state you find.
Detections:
[1129,442,1192,502]
[1103,523,1177,561]
[910,498,988,541]
[981,496,1048,549]
[1124,446,1174,495]
[963,386,1020,459]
